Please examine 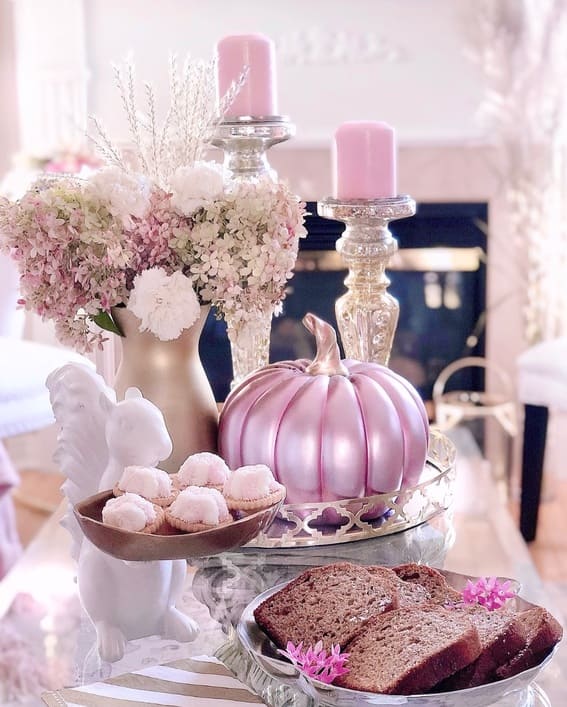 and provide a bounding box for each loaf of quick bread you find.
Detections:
[253,562,563,695]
